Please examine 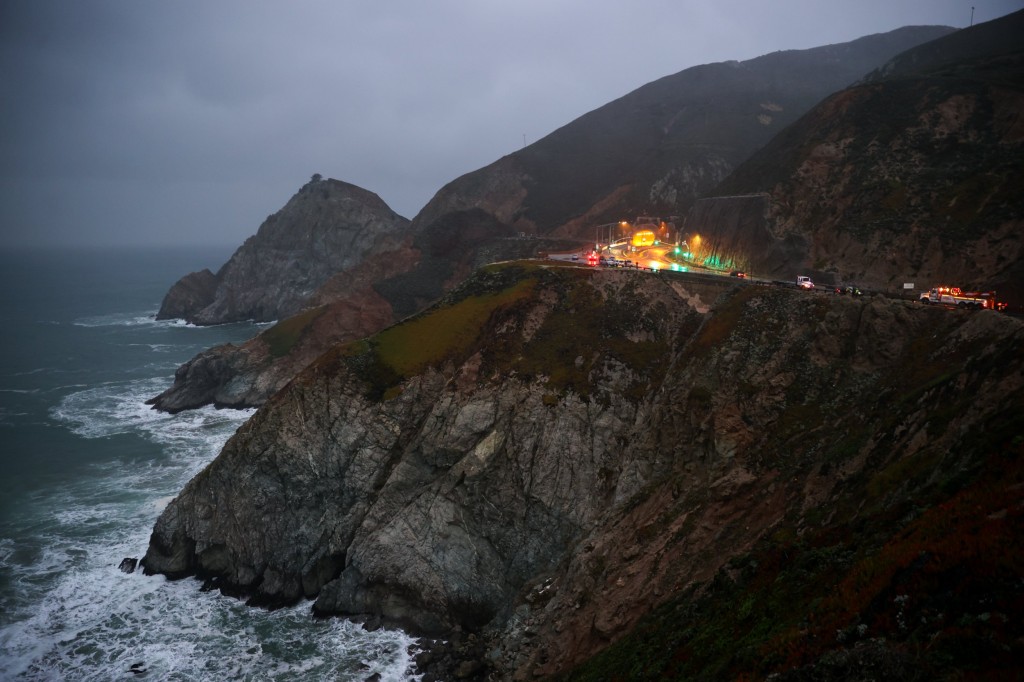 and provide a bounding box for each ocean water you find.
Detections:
[0,247,418,681]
